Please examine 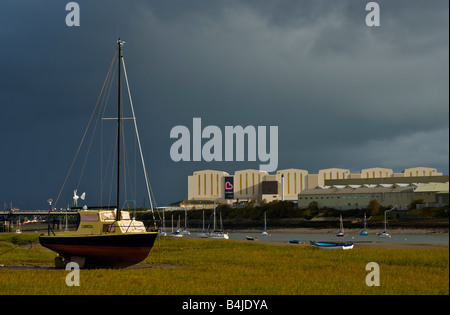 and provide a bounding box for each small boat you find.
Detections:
[289,240,301,244]
[207,203,229,239]
[245,235,258,241]
[171,228,184,238]
[378,210,391,238]
[197,210,208,238]
[159,210,167,237]
[260,211,270,236]
[209,230,229,239]
[182,209,190,235]
[360,213,369,236]
[310,241,354,250]
[15,216,21,234]
[336,214,345,237]
[171,215,183,238]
